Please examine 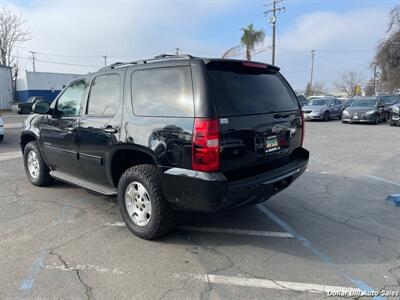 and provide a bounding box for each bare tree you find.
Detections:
[334,70,364,97]
[312,81,326,95]
[375,5,400,92]
[388,5,400,33]
[0,6,31,66]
